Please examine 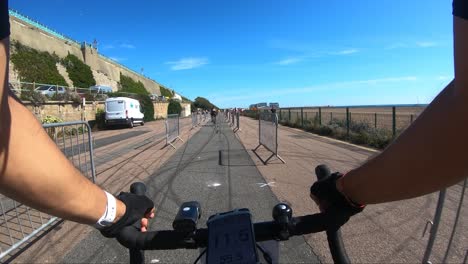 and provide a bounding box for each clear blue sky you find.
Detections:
[10,0,453,108]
